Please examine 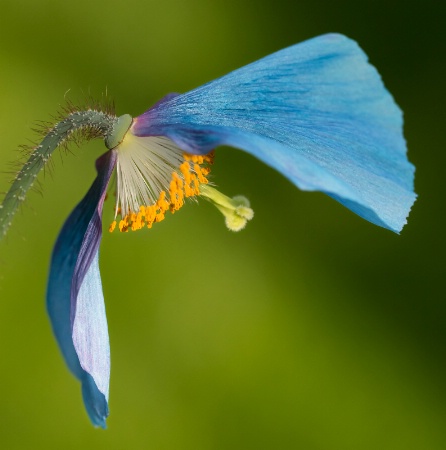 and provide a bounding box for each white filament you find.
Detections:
[115,133,184,215]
